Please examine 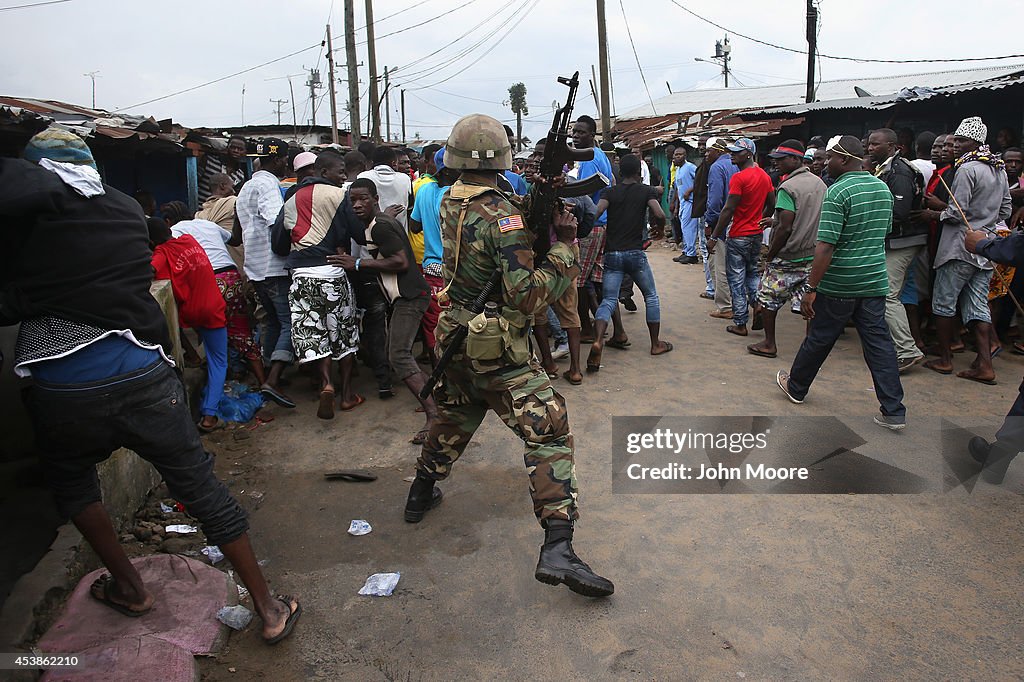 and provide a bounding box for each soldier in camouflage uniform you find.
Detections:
[404,114,614,598]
